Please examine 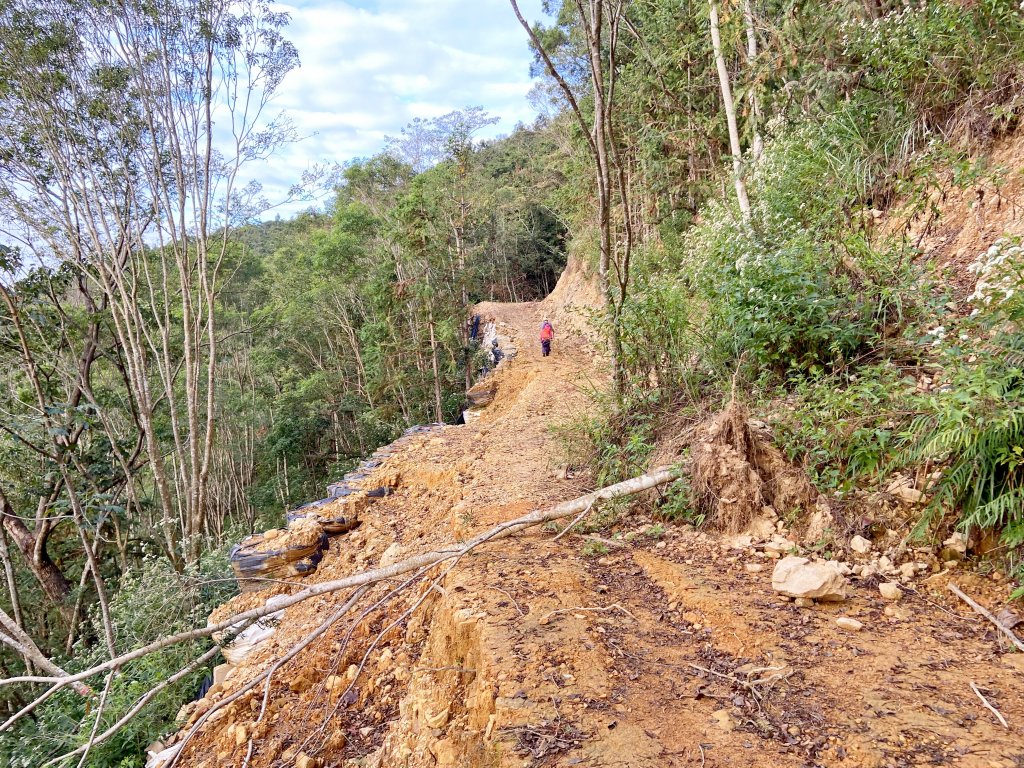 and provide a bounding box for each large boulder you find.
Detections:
[771,556,848,601]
